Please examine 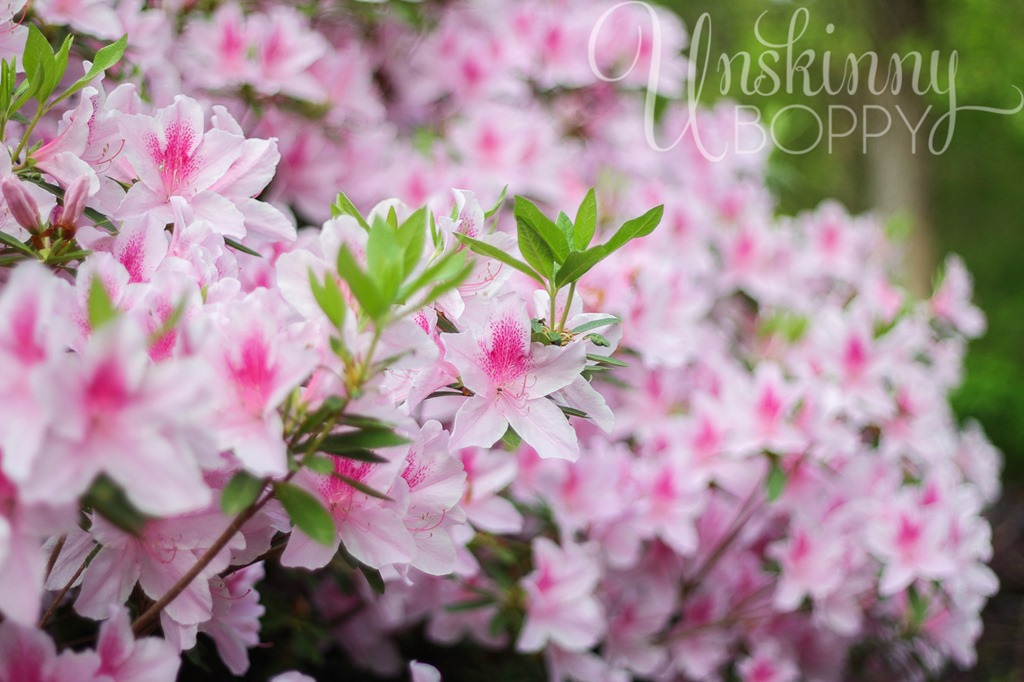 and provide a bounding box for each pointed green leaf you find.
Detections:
[360,564,386,594]
[366,224,403,304]
[514,195,568,263]
[554,246,609,287]
[318,428,410,453]
[221,470,265,515]
[573,188,597,250]
[224,237,261,257]
[397,205,428,277]
[303,455,334,474]
[454,233,544,284]
[516,219,555,279]
[446,597,496,613]
[332,473,394,502]
[308,268,346,329]
[416,259,473,308]
[484,185,508,220]
[604,204,664,254]
[24,26,55,103]
[330,192,370,229]
[54,35,127,105]
[587,353,628,367]
[766,458,787,502]
[337,245,386,320]
[88,278,119,329]
[570,316,620,334]
[555,211,573,244]
[84,475,147,535]
[275,481,337,546]
[0,230,33,256]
